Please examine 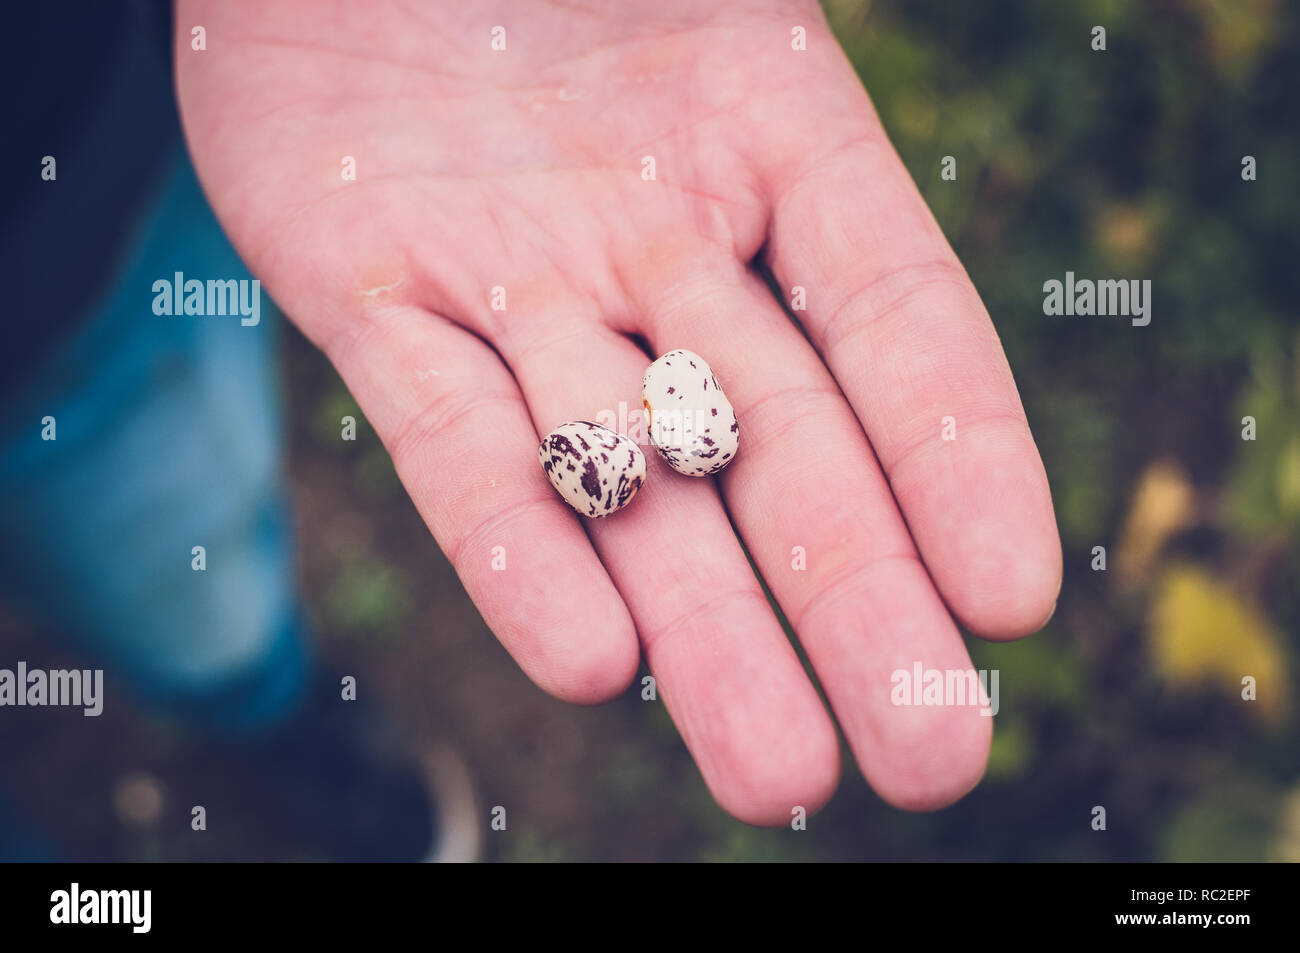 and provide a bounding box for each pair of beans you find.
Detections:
[537,349,739,518]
